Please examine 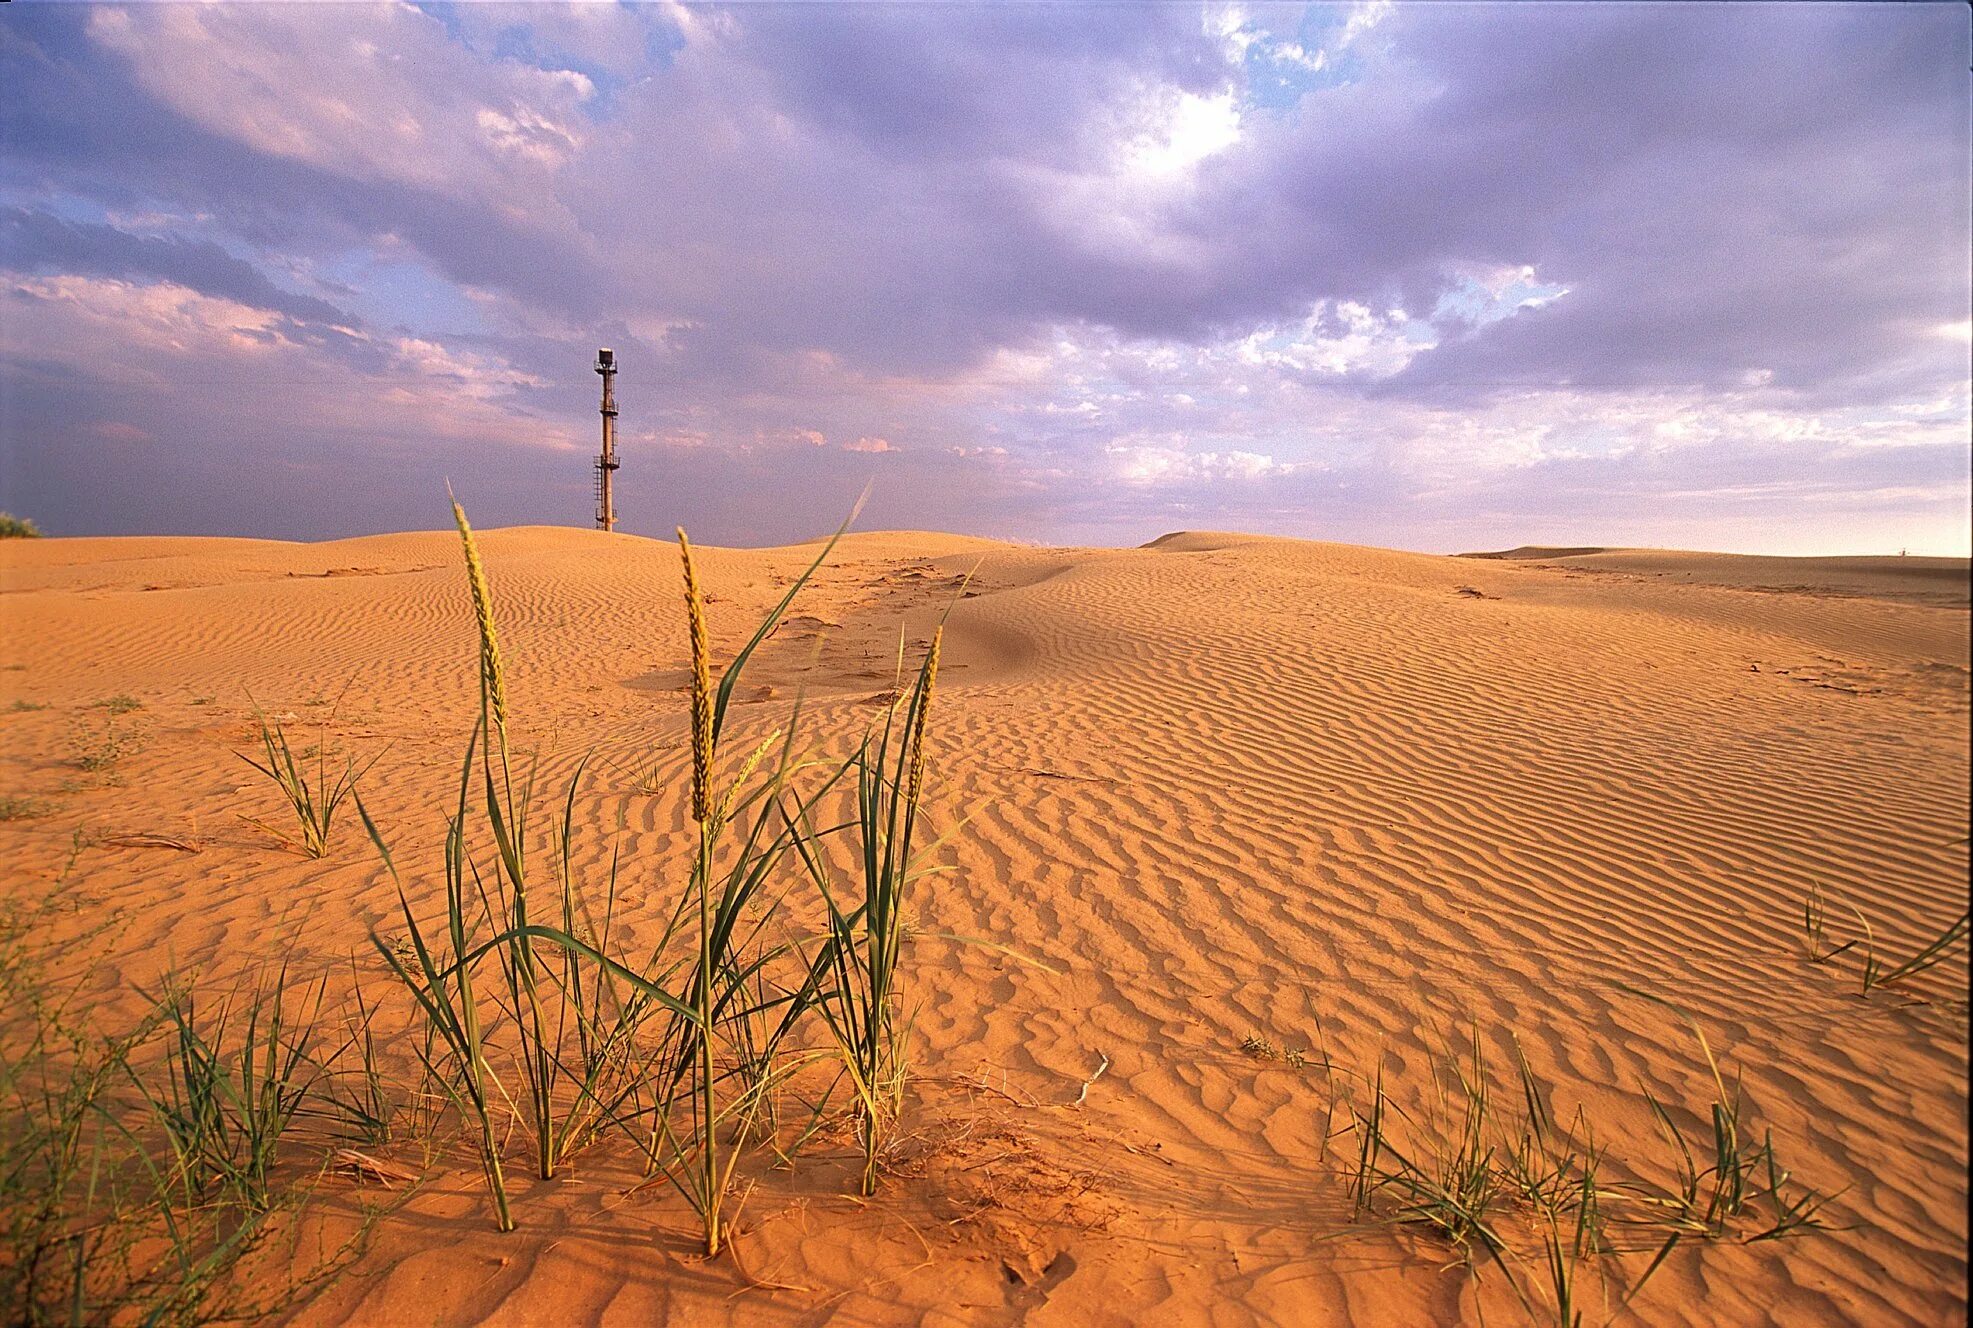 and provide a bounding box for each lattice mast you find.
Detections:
[594,347,620,532]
